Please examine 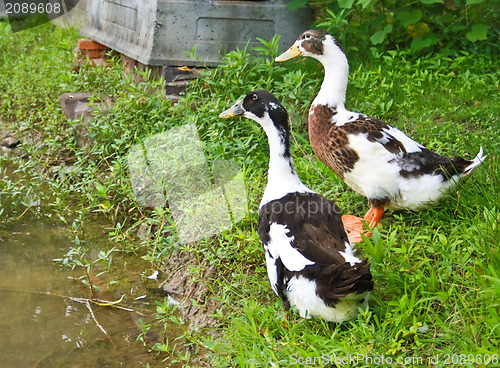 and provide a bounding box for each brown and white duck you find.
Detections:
[220,90,373,322]
[276,30,486,242]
